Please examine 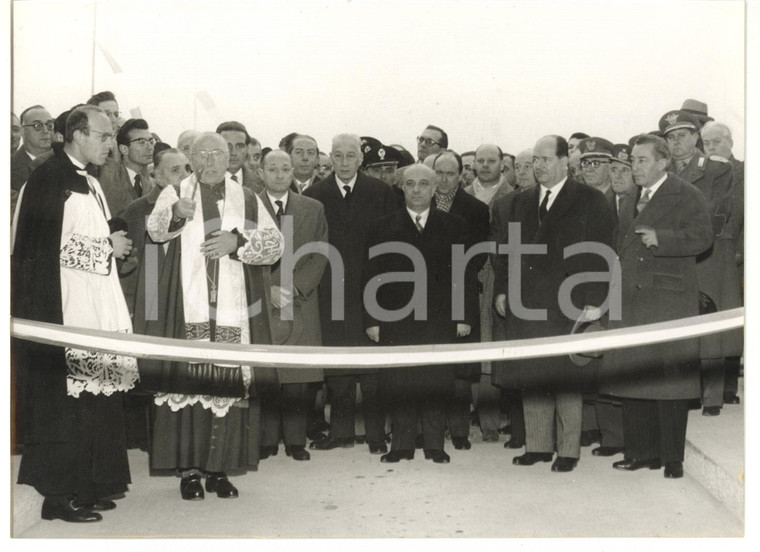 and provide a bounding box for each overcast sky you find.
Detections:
[11,0,746,156]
